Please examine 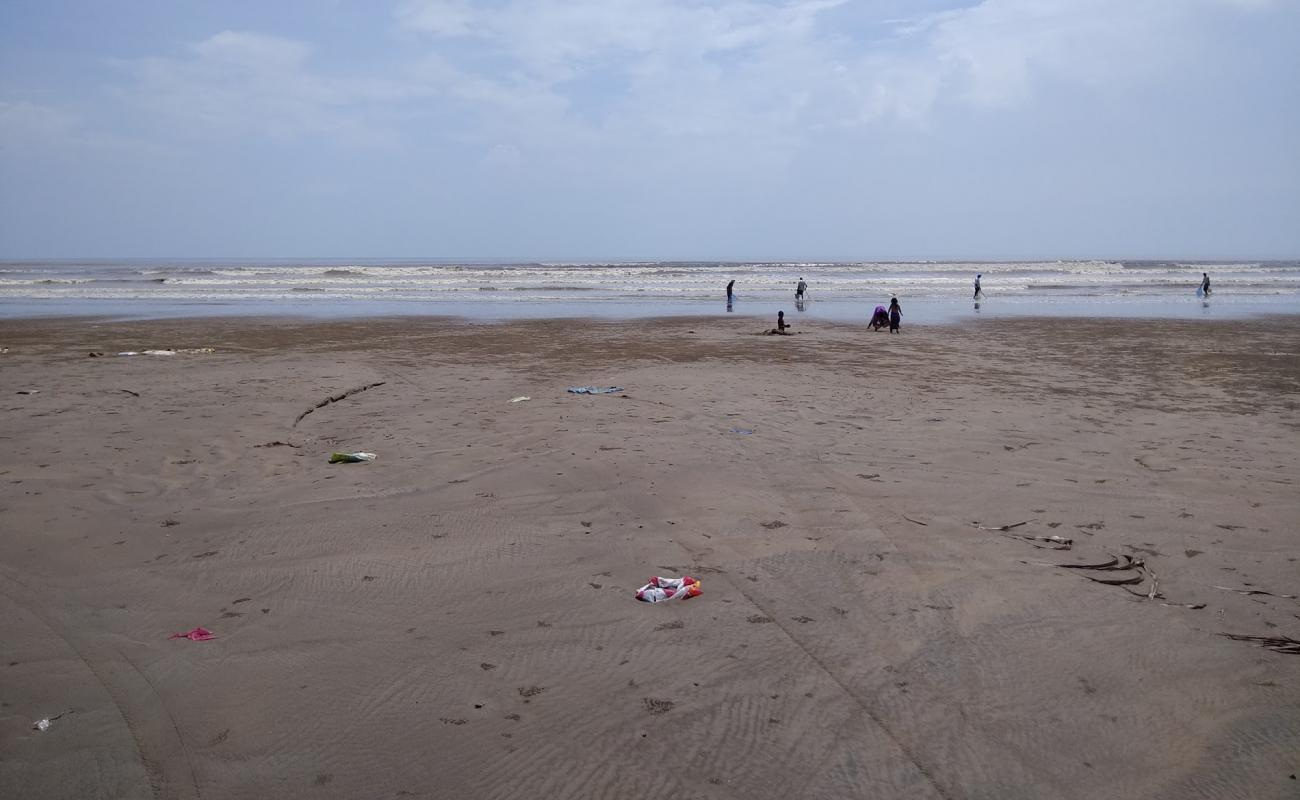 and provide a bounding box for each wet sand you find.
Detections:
[1,314,1298,799]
